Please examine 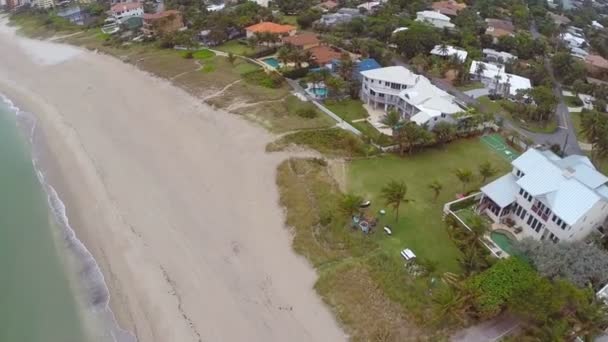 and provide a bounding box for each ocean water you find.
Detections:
[0,98,88,342]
